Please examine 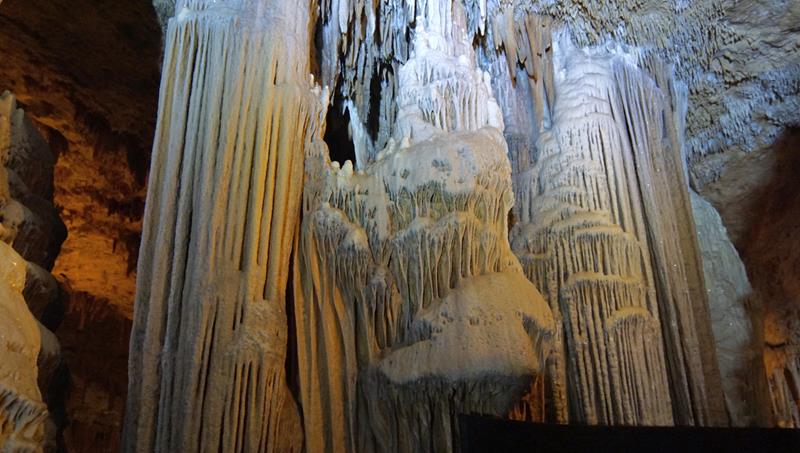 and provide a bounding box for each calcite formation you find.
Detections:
[1,0,799,450]
[0,92,64,452]
[0,4,163,446]
[767,324,800,427]
[484,14,727,424]
[0,241,45,452]
[123,1,324,451]
[293,2,554,451]
[691,190,771,427]
[115,0,800,451]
